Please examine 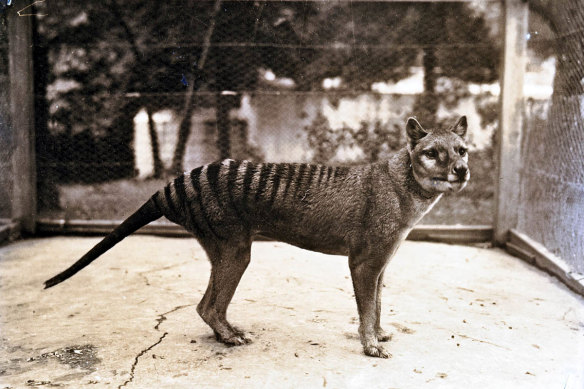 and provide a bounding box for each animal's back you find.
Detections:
[154,159,370,255]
